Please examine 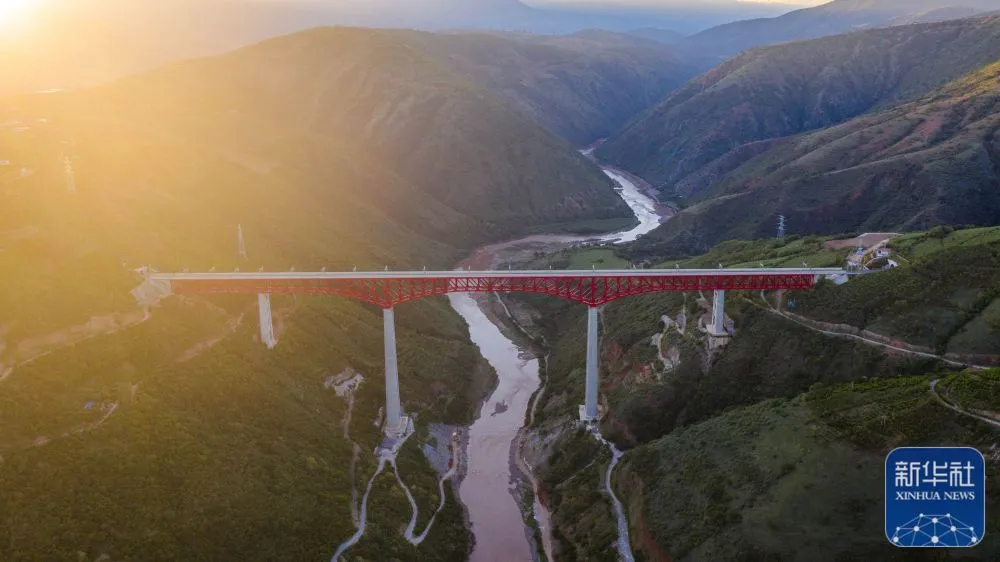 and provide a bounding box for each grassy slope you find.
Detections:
[0,296,479,561]
[518,226,1000,560]
[796,227,1000,354]
[513,260,912,559]
[619,374,1000,561]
